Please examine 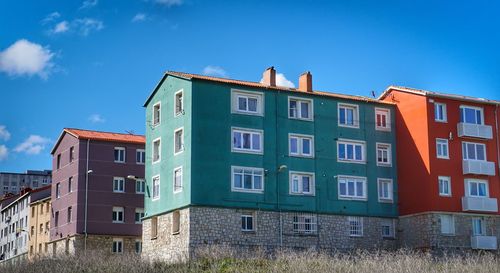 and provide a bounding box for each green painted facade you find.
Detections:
[144,74,398,219]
